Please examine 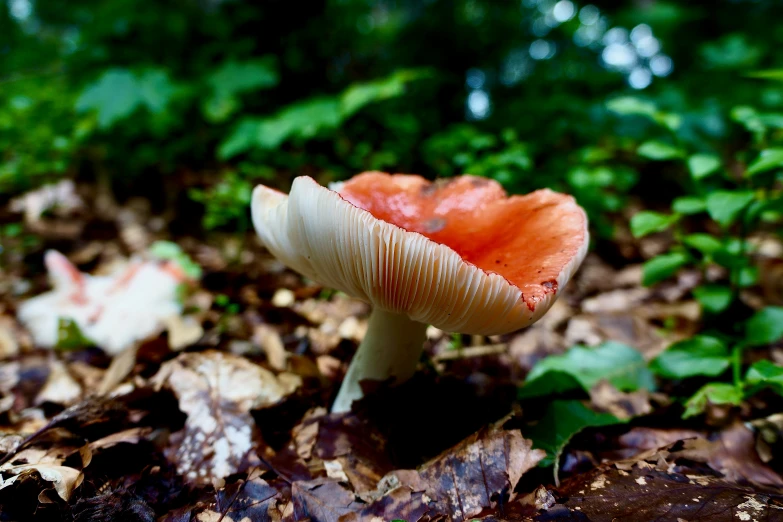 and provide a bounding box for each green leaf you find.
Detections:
[687,154,721,180]
[605,97,681,130]
[705,191,755,227]
[527,400,624,467]
[525,342,655,393]
[217,71,424,158]
[683,233,723,255]
[606,96,657,118]
[746,148,783,177]
[692,285,734,314]
[672,196,706,215]
[650,335,730,379]
[745,360,783,395]
[148,240,202,280]
[746,69,783,81]
[738,266,759,288]
[56,318,94,351]
[204,59,279,123]
[217,119,262,159]
[701,34,762,70]
[207,59,279,96]
[517,370,584,399]
[683,383,743,418]
[341,69,426,117]
[637,140,684,161]
[76,68,178,128]
[642,252,689,286]
[76,69,141,128]
[745,306,783,346]
[630,211,678,238]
